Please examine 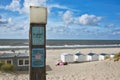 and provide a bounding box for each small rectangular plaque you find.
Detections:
[32,48,44,67]
[32,26,44,45]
